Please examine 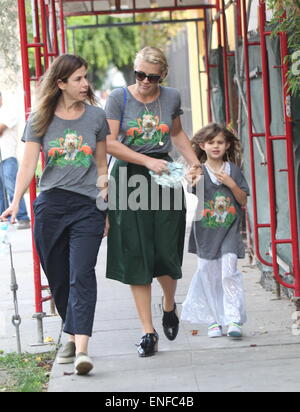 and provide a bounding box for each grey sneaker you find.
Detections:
[74,353,94,375]
[16,220,31,230]
[57,341,76,364]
